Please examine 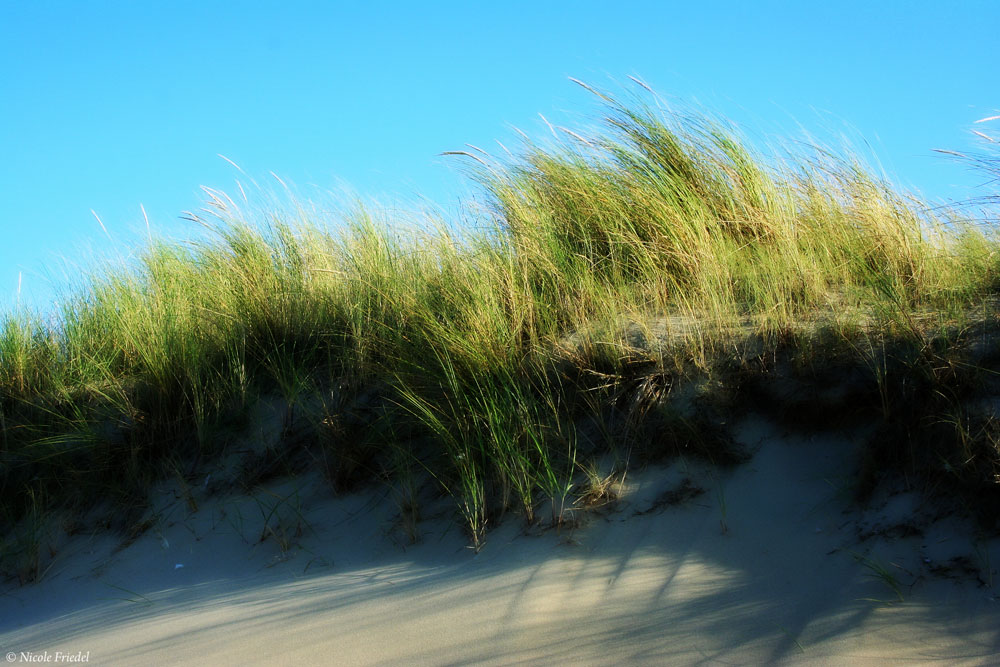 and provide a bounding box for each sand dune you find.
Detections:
[2,415,998,665]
